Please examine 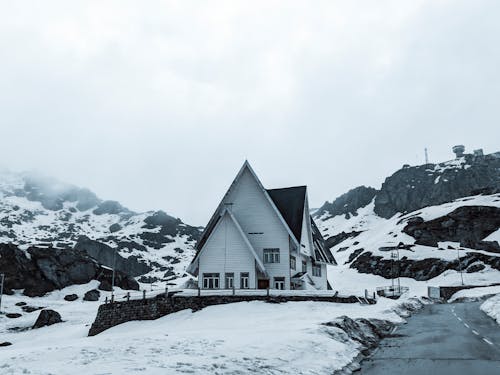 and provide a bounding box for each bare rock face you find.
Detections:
[32,309,62,329]
[403,206,500,251]
[64,294,78,301]
[315,186,378,220]
[74,236,151,277]
[350,251,500,281]
[0,243,139,297]
[374,152,500,219]
[83,289,100,301]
